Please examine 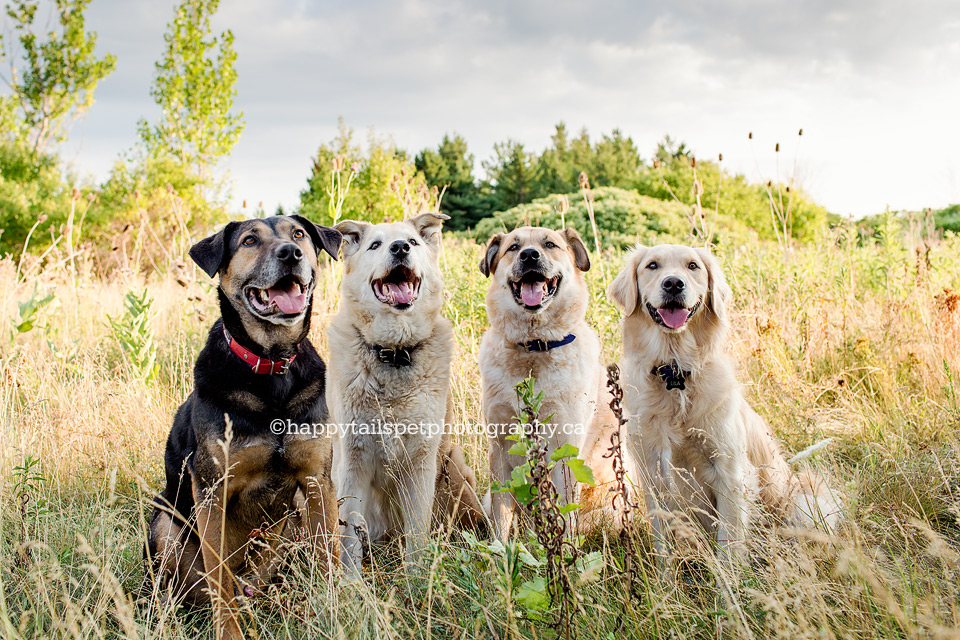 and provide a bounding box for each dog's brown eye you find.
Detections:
[242,236,257,247]
[293,229,305,239]
[409,238,418,246]
[646,261,658,270]
[368,241,381,251]
[688,262,699,270]
[507,244,520,252]
[545,241,557,249]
